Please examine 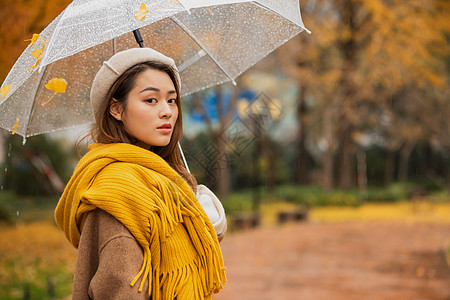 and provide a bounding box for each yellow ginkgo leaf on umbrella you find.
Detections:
[0,84,12,99]
[29,56,43,72]
[32,48,44,59]
[135,3,149,21]
[30,36,47,70]
[25,33,40,47]
[41,36,47,48]
[12,118,19,135]
[46,78,67,93]
[42,78,68,106]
